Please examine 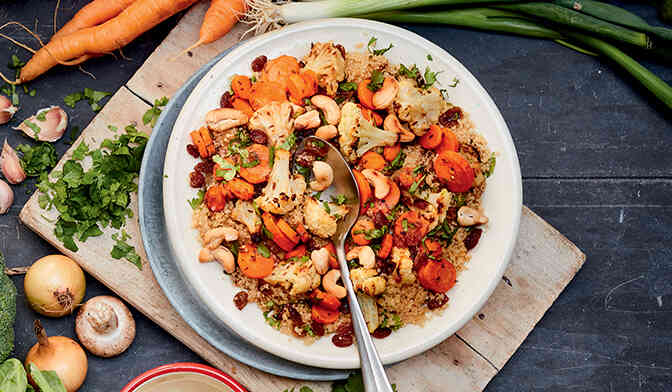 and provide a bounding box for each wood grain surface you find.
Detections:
[16,4,589,391]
